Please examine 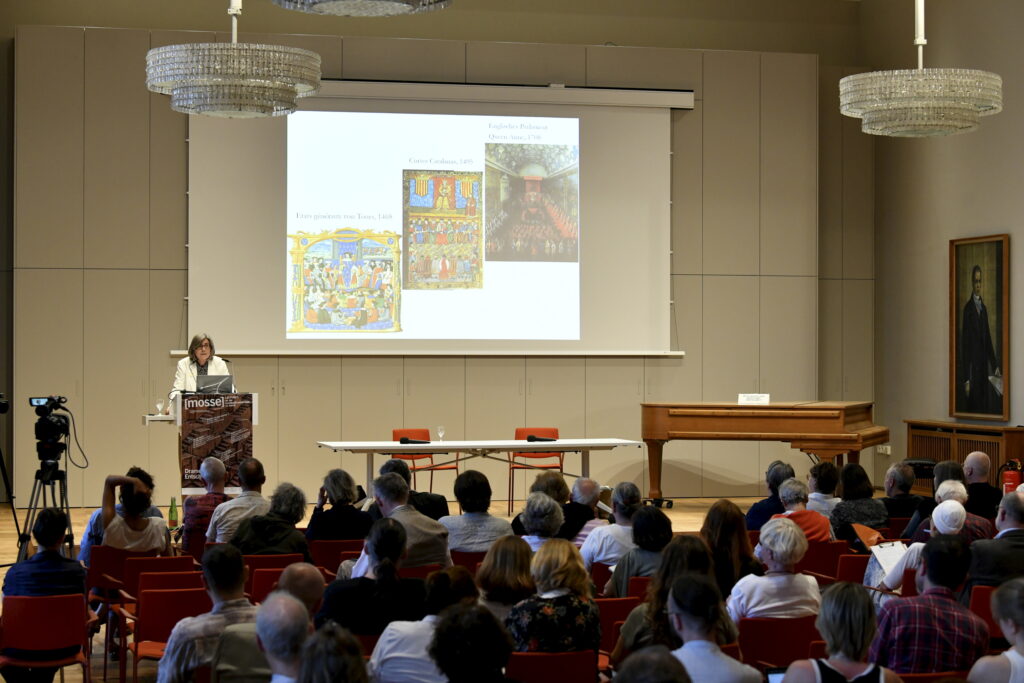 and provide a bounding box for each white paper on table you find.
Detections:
[870,541,907,577]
